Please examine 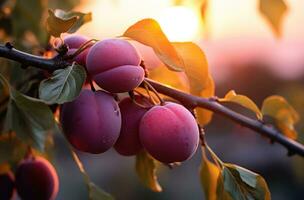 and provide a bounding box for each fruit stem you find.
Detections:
[64,39,98,60]
[143,80,165,105]
[129,91,152,109]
